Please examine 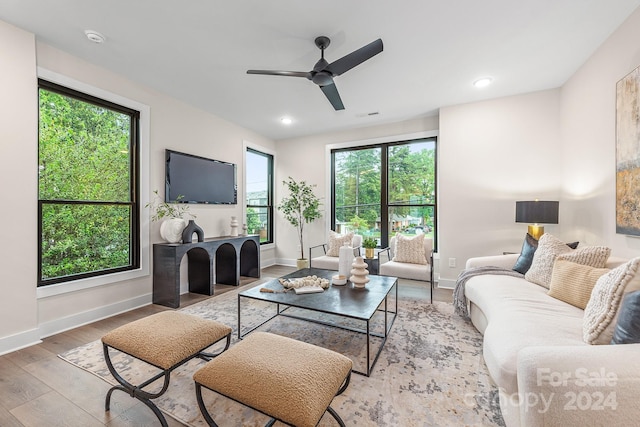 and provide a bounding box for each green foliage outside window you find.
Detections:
[38,86,137,283]
[334,139,436,247]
